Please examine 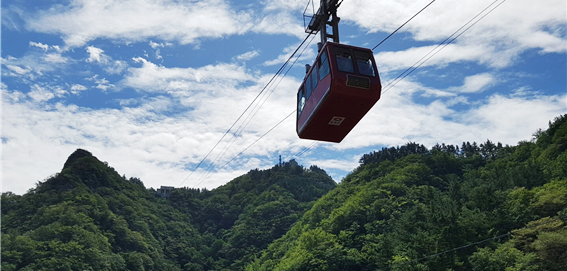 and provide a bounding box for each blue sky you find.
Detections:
[2,0,566,195]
